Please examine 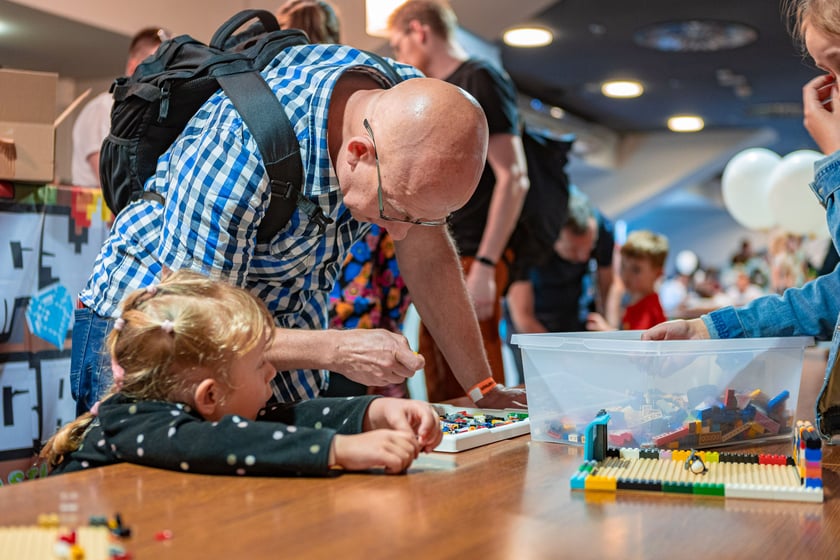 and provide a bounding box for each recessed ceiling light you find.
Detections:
[668,115,705,132]
[549,106,565,119]
[601,80,644,98]
[503,27,553,48]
